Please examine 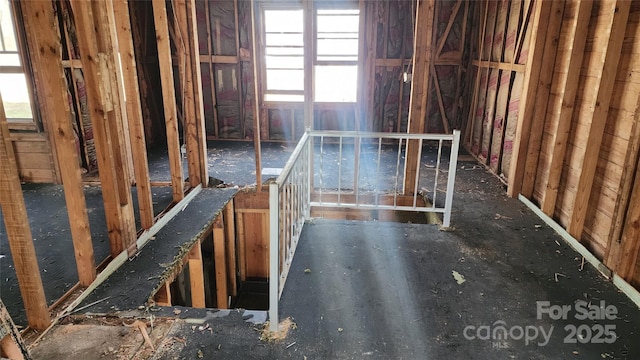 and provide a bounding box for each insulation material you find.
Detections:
[371,0,414,134]
[479,68,498,163]
[471,69,488,155]
[482,2,498,61]
[489,71,511,173]
[373,67,404,132]
[500,72,523,177]
[492,0,508,62]
[208,0,237,56]
[200,64,216,137]
[214,64,242,139]
[503,0,521,63]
